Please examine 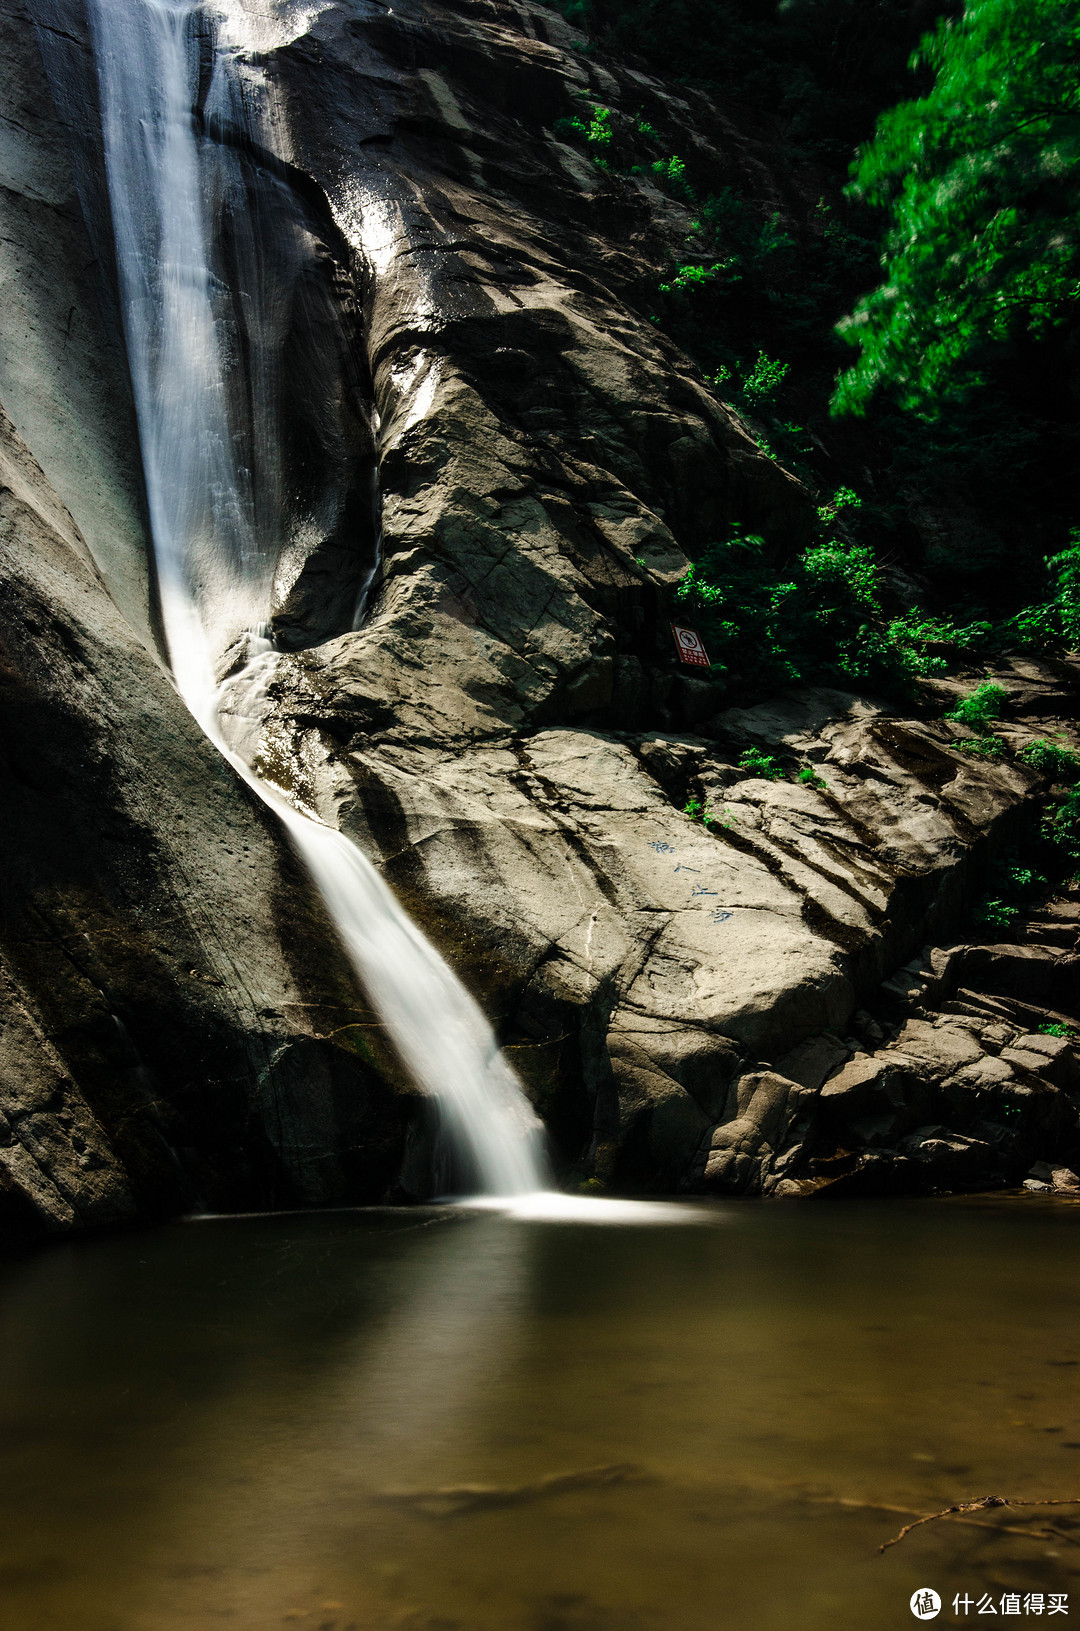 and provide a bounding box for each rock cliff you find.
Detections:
[1,0,1077,1241]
